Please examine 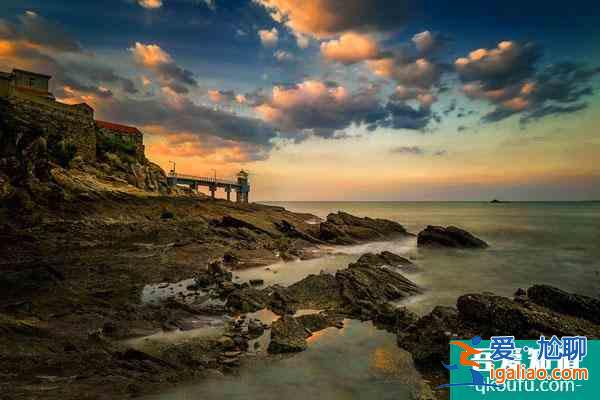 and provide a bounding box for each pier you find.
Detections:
[166,169,250,203]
